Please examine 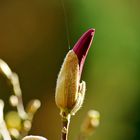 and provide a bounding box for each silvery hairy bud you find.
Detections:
[55,29,95,116]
